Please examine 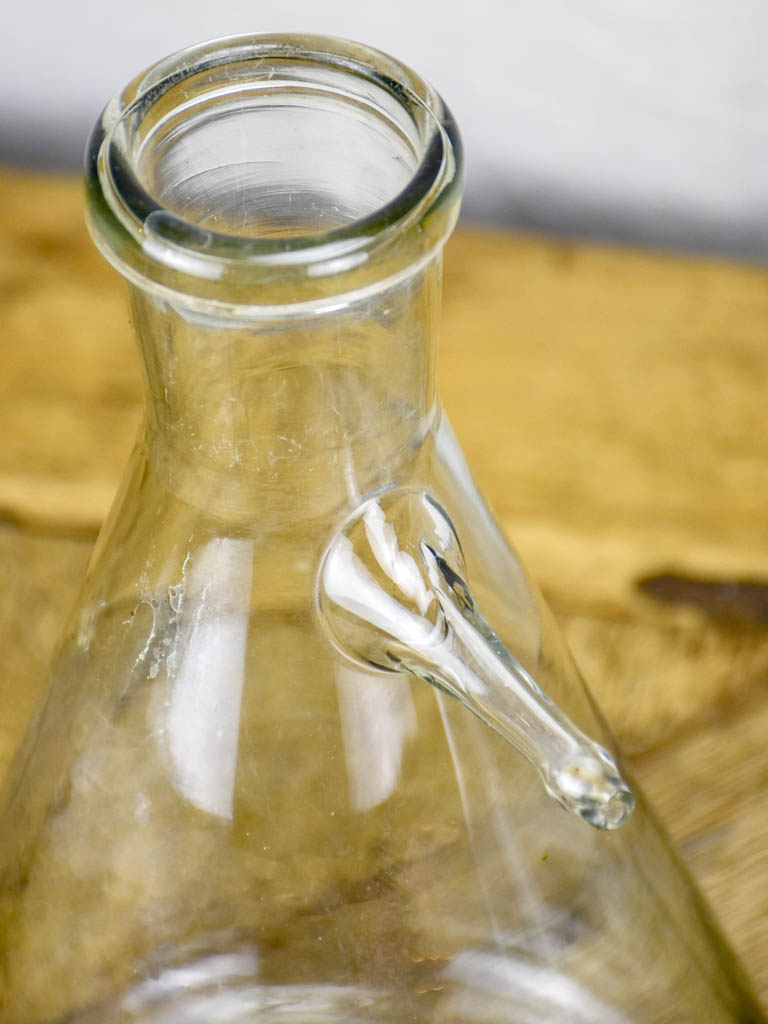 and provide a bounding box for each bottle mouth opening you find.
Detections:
[86,35,463,313]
